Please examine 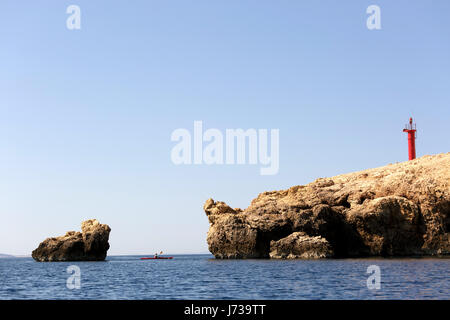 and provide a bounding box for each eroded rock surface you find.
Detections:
[204,153,450,259]
[269,232,333,259]
[32,219,111,262]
